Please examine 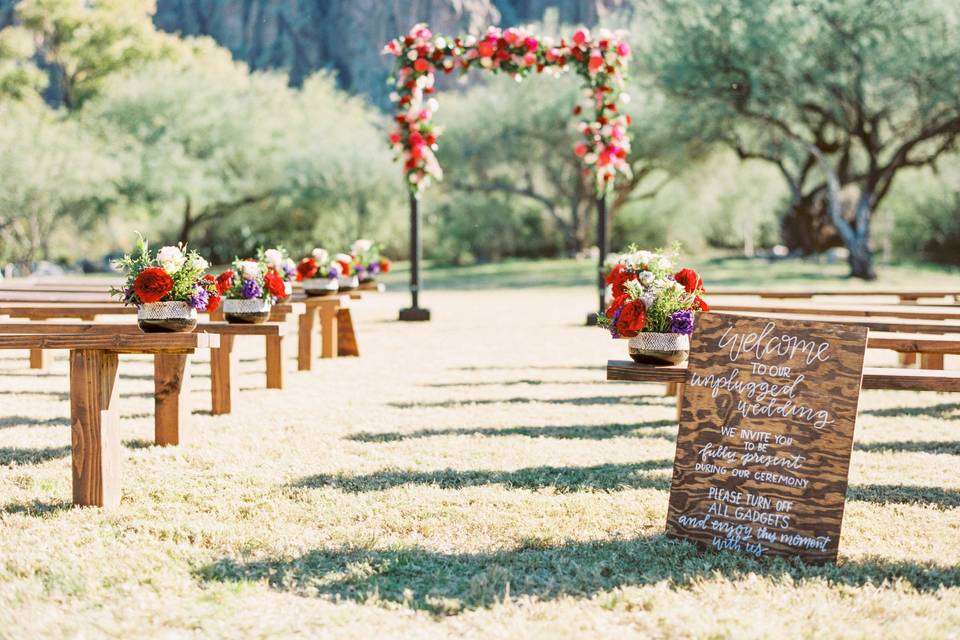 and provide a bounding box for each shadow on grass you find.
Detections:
[860,402,960,419]
[197,534,960,615]
[1,498,72,516]
[388,395,673,409]
[847,484,960,509]
[0,371,66,378]
[0,415,70,428]
[294,461,671,494]
[0,389,70,401]
[855,440,960,455]
[119,373,155,381]
[347,420,676,443]
[123,438,156,449]
[0,445,71,465]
